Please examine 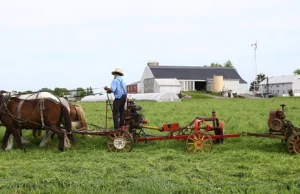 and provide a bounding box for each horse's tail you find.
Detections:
[75,105,88,130]
[60,104,75,144]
